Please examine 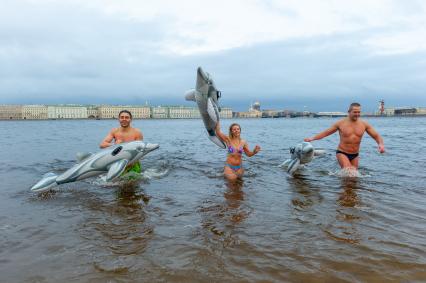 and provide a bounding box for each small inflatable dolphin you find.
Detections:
[30,141,159,192]
[280,142,325,175]
[185,67,226,149]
